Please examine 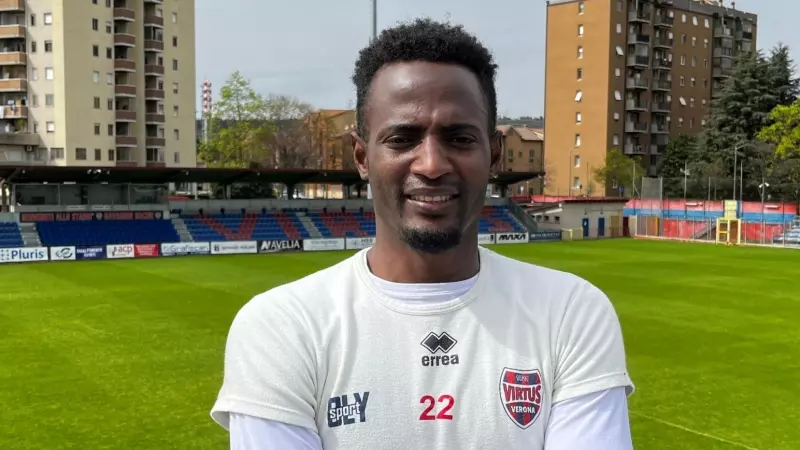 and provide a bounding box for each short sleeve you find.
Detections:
[211,292,319,432]
[551,282,634,404]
